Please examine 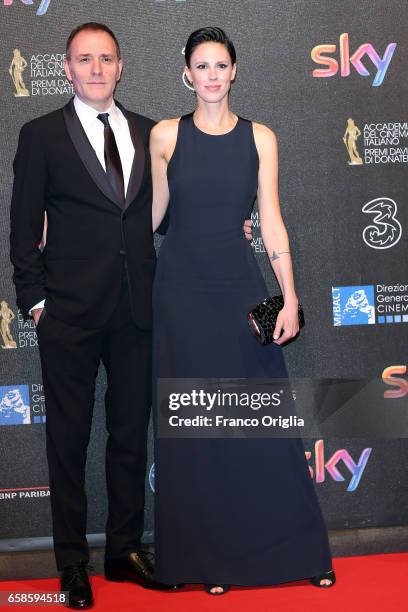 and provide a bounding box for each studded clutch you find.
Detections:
[247,296,305,345]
